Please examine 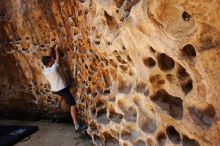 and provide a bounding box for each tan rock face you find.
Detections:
[0,0,220,145]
